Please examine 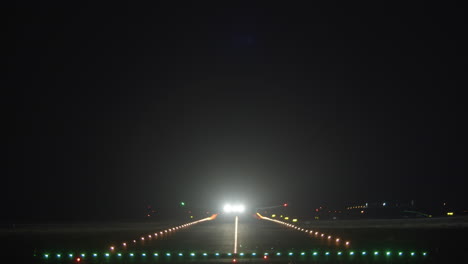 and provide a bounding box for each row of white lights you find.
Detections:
[44,250,428,259]
[257,213,351,247]
[109,215,217,251]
